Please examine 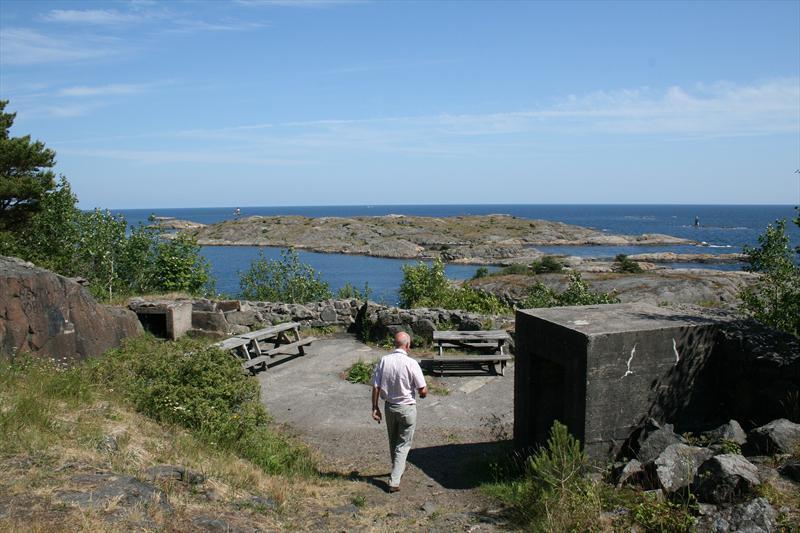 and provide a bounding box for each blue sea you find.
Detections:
[114,205,800,304]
